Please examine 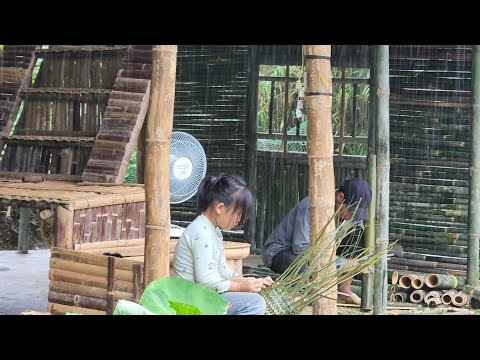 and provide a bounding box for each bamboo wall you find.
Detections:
[170,45,249,232]
[72,202,145,246]
[254,151,366,250]
[389,45,472,267]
